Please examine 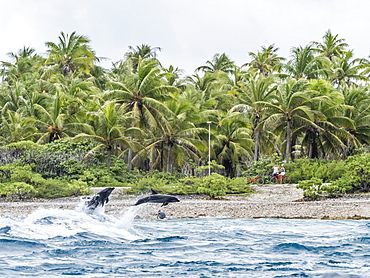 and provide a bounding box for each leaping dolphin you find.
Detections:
[134,189,180,207]
[83,187,115,214]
